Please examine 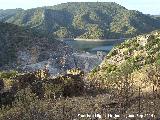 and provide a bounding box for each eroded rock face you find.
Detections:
[17,43,102,76]
[73,53,102,72]
[19,53,102,76]
[16,42,74,75]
